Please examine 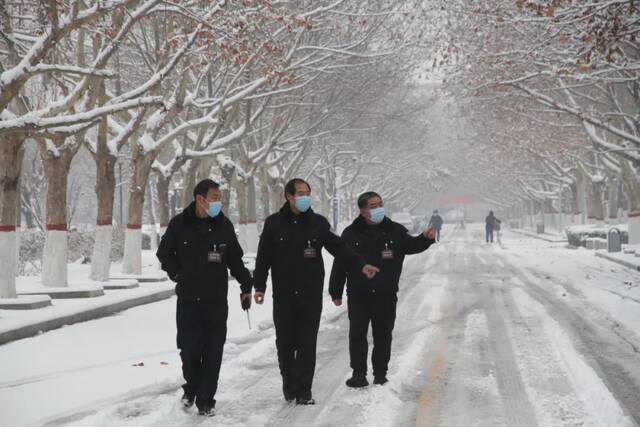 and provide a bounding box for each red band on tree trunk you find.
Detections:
[0,225,16,232]
[46,224,68,231]
[127,224,142,229]
[96,219,113,226]
[160,223,169,228]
